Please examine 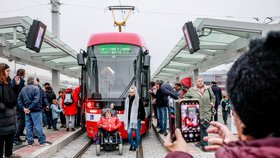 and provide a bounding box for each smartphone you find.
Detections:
[175,99,201,142]
[15,76,20,81]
